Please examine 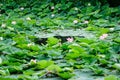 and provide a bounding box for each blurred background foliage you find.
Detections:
[0,0,120,7]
